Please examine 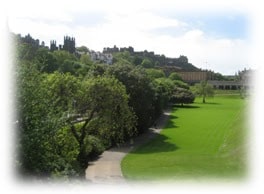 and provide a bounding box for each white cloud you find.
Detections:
[7,0,250,75]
